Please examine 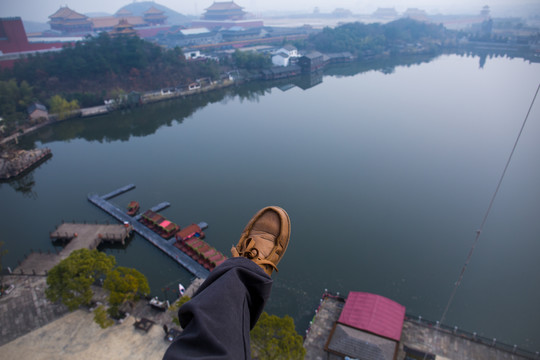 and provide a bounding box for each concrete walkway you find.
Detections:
[0,310,169,360]
[0,275,68,346]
